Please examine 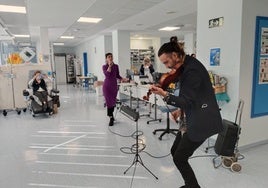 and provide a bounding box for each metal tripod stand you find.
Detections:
[120,105,158,187]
